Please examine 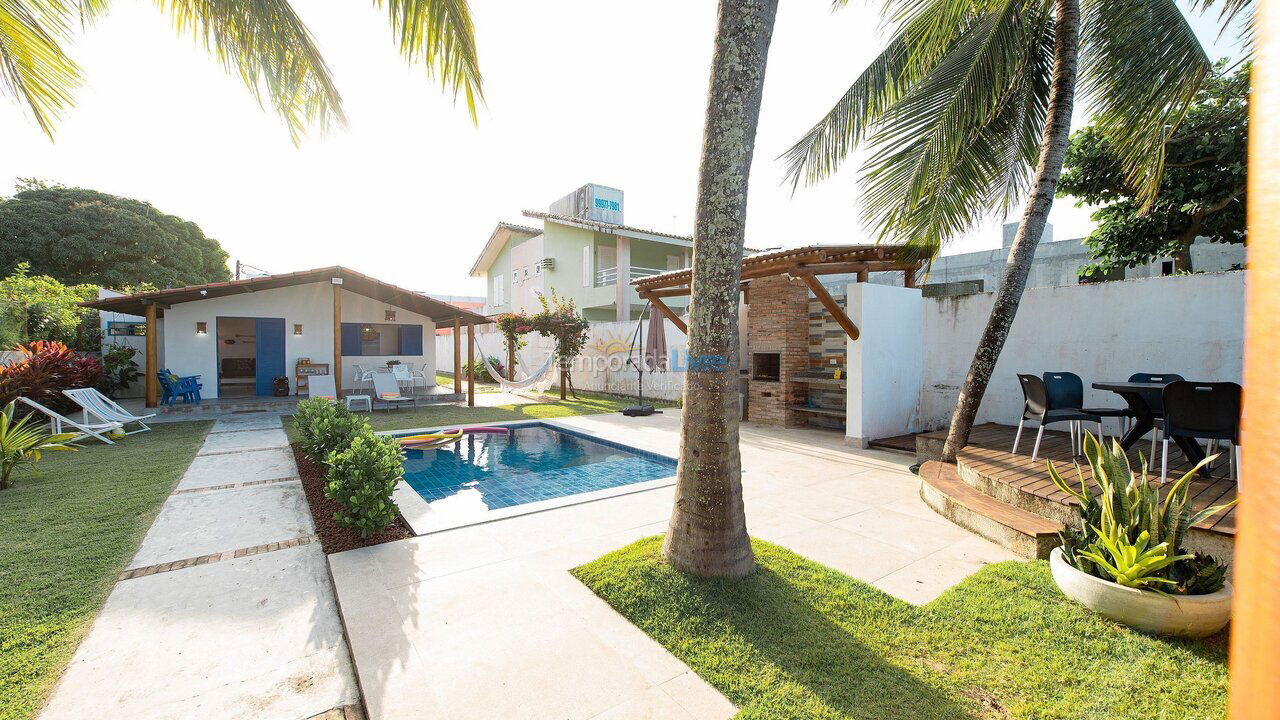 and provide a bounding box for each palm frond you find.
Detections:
[1080,0,1211,208]
[857,0,1052,259]
[780,0,995,190]
[377,0,484,123]
[152,0,346,144]
[0,0,82,138]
